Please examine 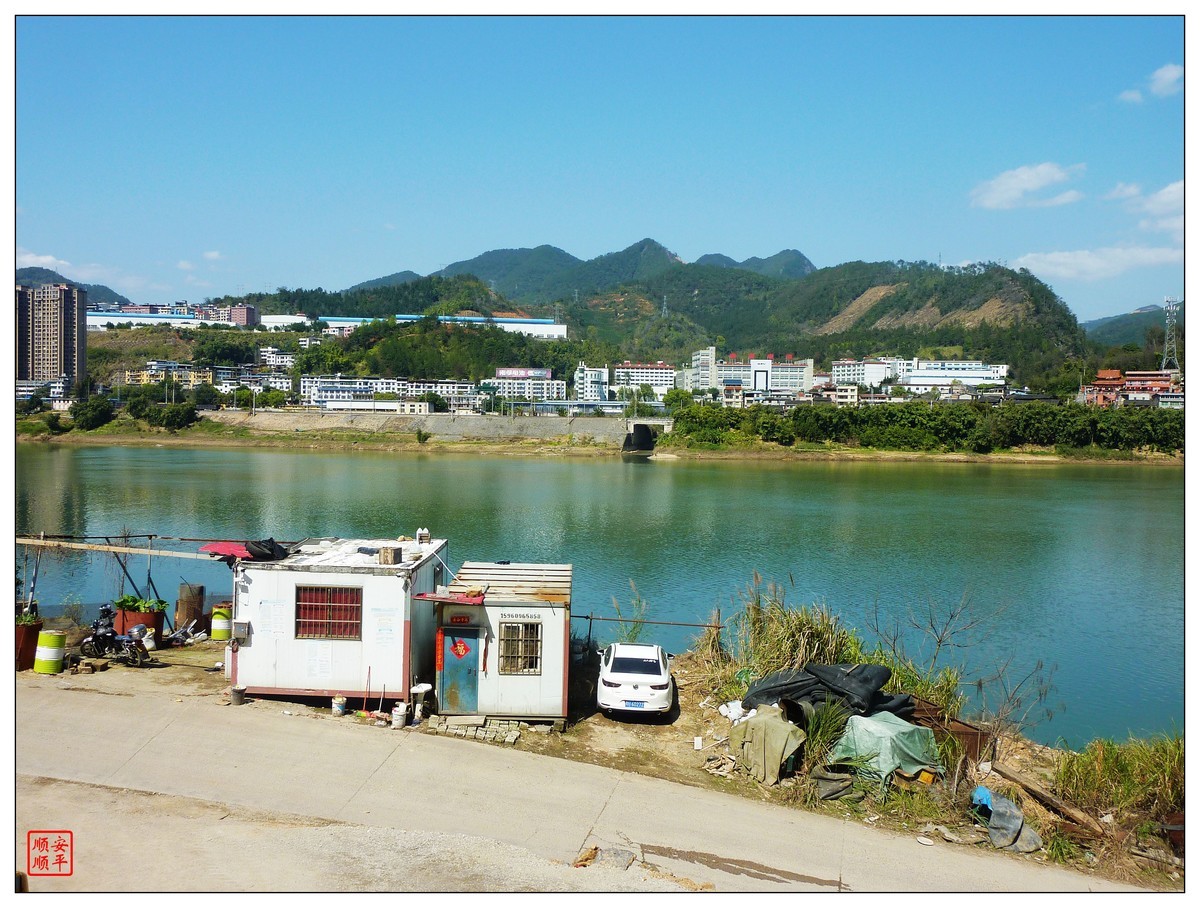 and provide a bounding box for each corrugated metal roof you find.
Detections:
[449,562,572,606]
